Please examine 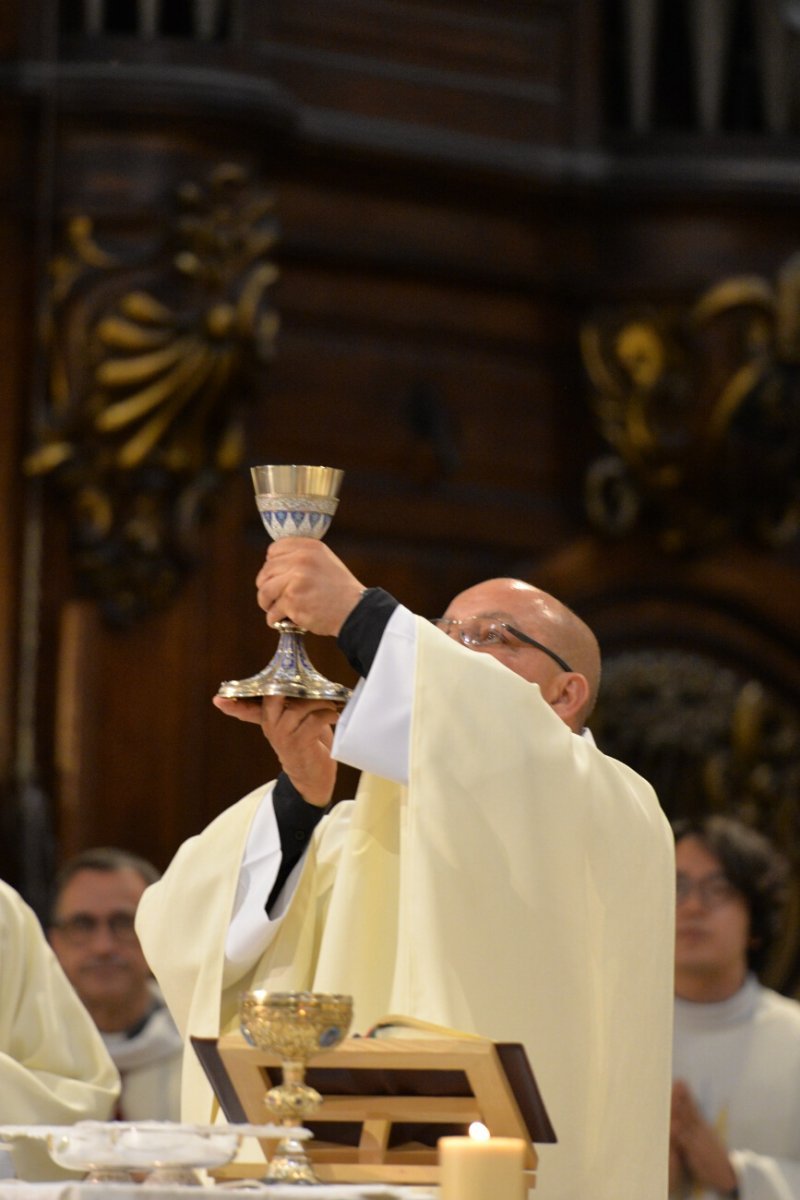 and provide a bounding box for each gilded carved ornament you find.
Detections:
[26,163,279,624]
[580,255,800,551]
[582,262,800,994]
